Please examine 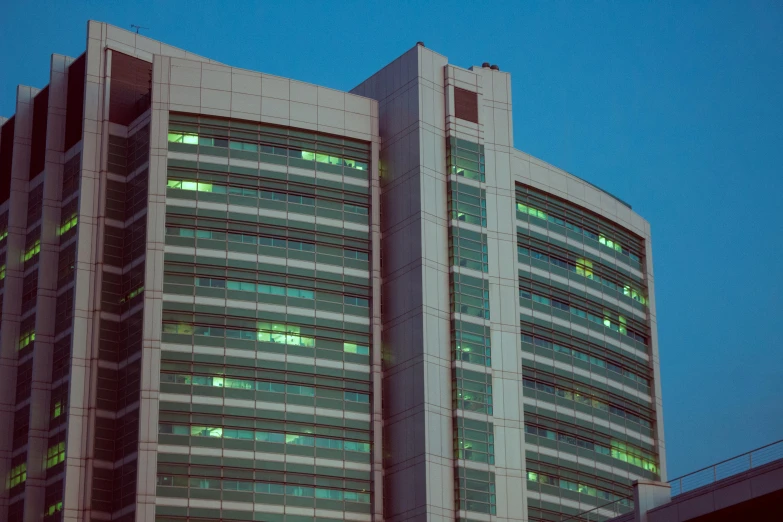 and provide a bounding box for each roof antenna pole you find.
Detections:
[130,24,148,34]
